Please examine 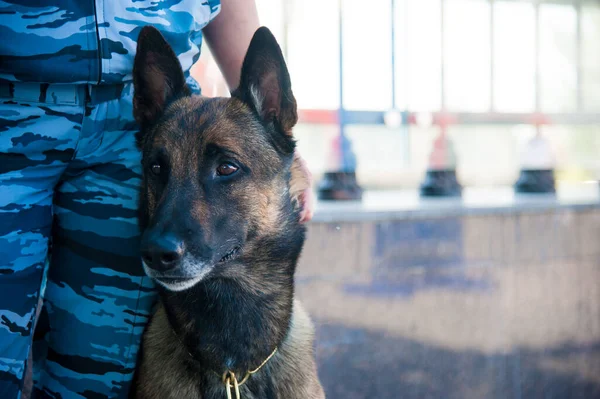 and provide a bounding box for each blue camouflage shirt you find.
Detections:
[0,0,221,85]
